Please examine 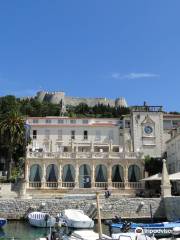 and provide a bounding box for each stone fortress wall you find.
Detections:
[36,91,128,108]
